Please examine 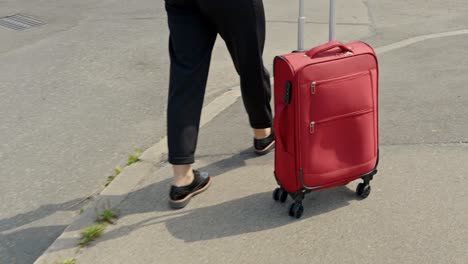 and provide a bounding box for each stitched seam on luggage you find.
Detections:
[302,161,376,189]
[298,54,376,85]
[370,69,377,157]
[315,108,373,124]
[303,169,372,188]
[315,71,370,85]
[296,68,304,189]
[299,52,373,70]
[303,158,375,178]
